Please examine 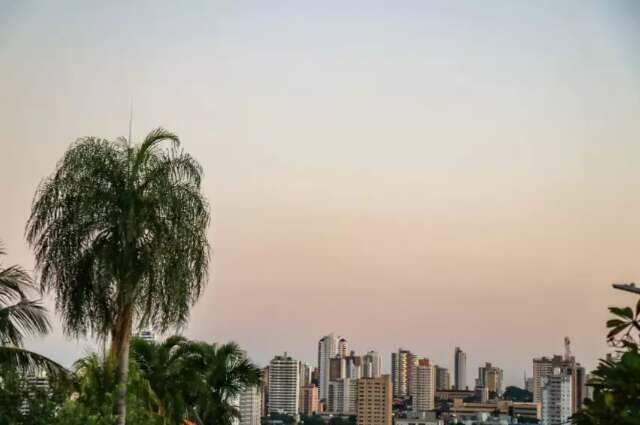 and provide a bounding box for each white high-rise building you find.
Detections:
[338,338,349,357]
[318,334,341,400]
[133,329,156,342]
[268,353,300,415]
[541,368,572,425]
[454,347,467,390]
[533,339,587,412]
[299,362,312,386]
[239,386,261,425]
[327,378,358,415]
[413,359,436,412]
[363,351,383,378]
